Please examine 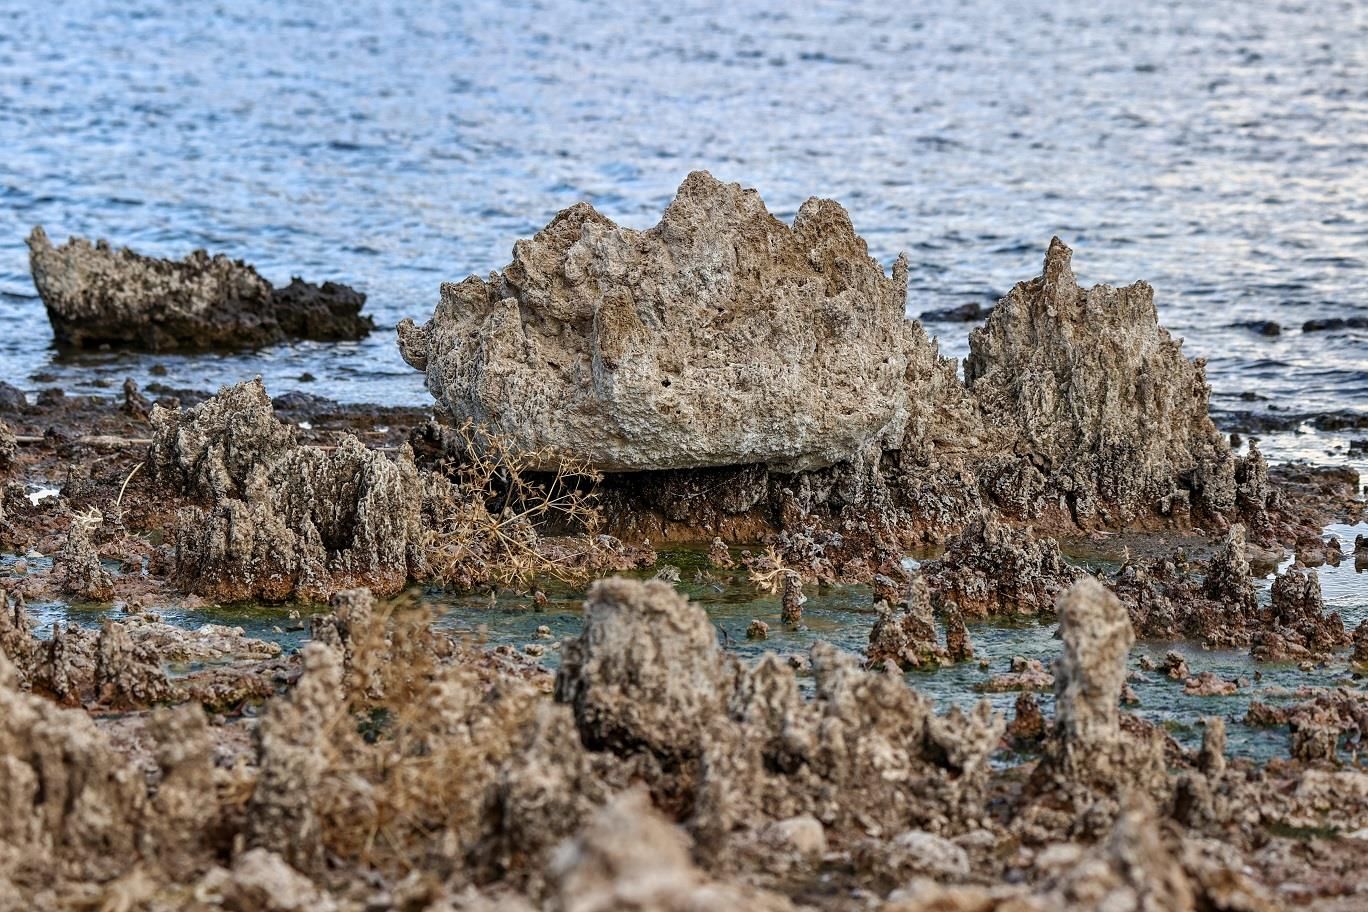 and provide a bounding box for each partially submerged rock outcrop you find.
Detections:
[398,170,918,473]
[149,379,423,601]
[28,226,373,351]
[866,575,954,669]
[1252,563,1347,661]
[556,577,1003,845]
